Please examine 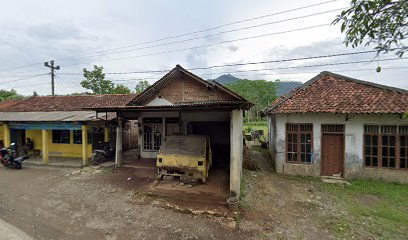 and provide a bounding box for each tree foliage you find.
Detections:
[333,0,408,56]
[81,65,132,94]
[81,65,115,94]
[135,80,150,94]
[112,84,131,94]
[0,89,23,102]
[225,79,277,121]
